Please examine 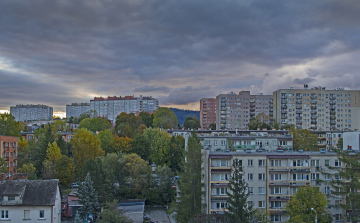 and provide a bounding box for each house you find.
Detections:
[0,180,61,223]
